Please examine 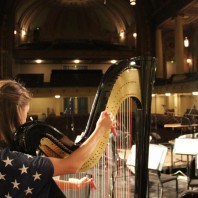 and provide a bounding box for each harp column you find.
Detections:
[155,28,163,78]
[174,15,185,74]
